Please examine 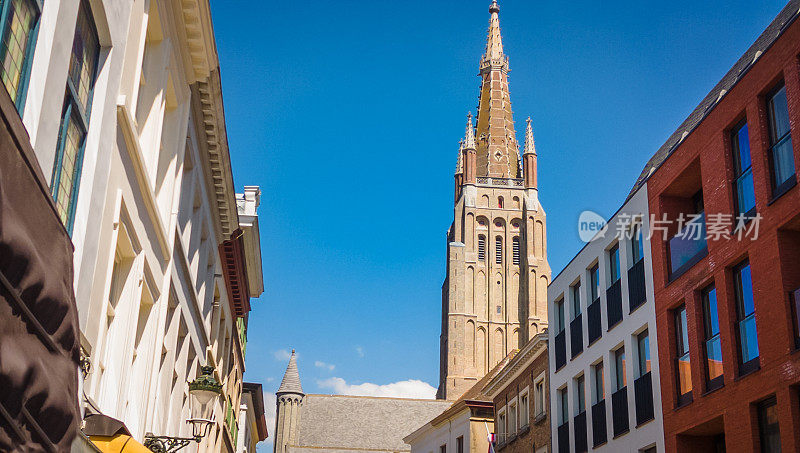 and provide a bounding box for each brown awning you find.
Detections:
[0,77,81,451]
